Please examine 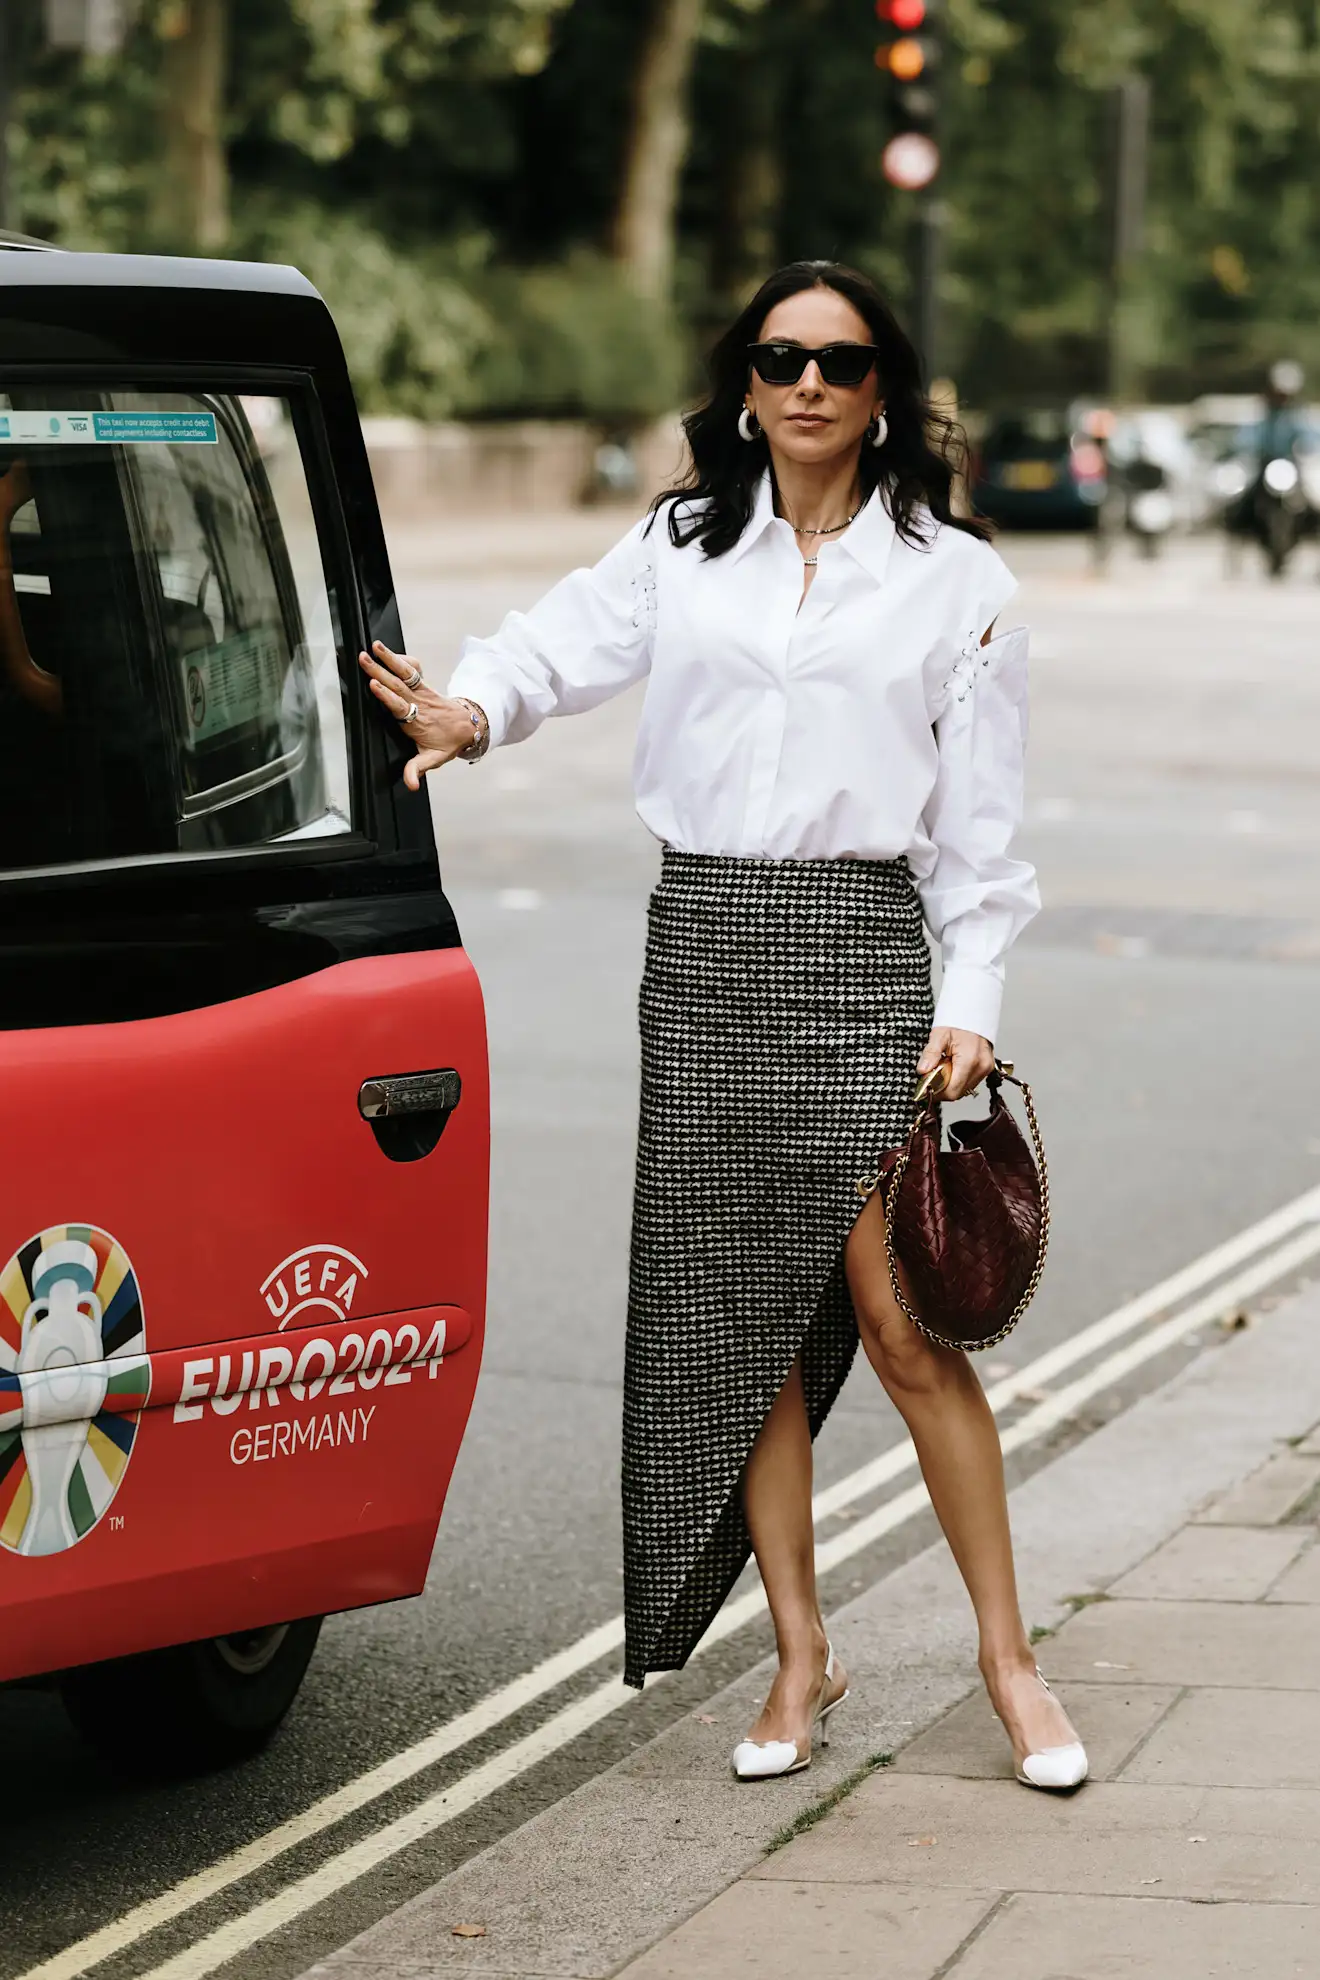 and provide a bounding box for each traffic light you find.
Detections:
[876,0,940,191]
